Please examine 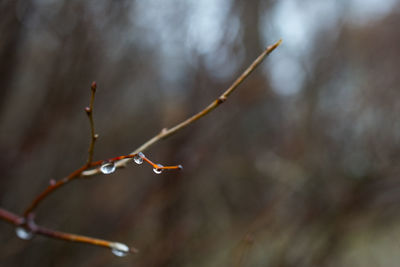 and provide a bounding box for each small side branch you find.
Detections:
[0,208,138,254]
[85,81,98,165]
[32,223,139,254]
[23,165,89,217]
